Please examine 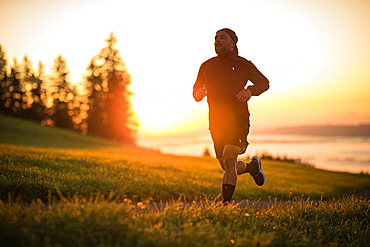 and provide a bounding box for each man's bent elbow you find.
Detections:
[265,82,270,92]
[258,82,270,95]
